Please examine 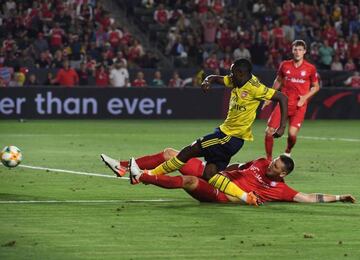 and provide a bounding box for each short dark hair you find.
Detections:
[233,58,252,73]
[279,155,295,174]
[292,40,307,50]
